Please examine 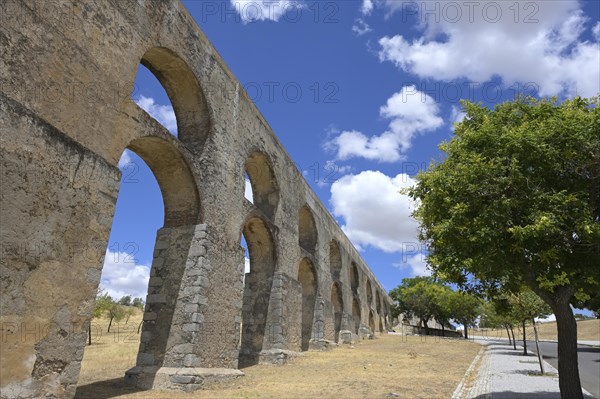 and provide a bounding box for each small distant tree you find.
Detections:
[447,291,481,339]
[93,292,113,319]
[107,303,126,333]
[124,307,136,324]
[390,277,441,335]
[89,292,113,345]
[118,295,132,306]
[132,297,145,310]
[485,295,519,350]
[430,285,455,335]
[509,289,552,356]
